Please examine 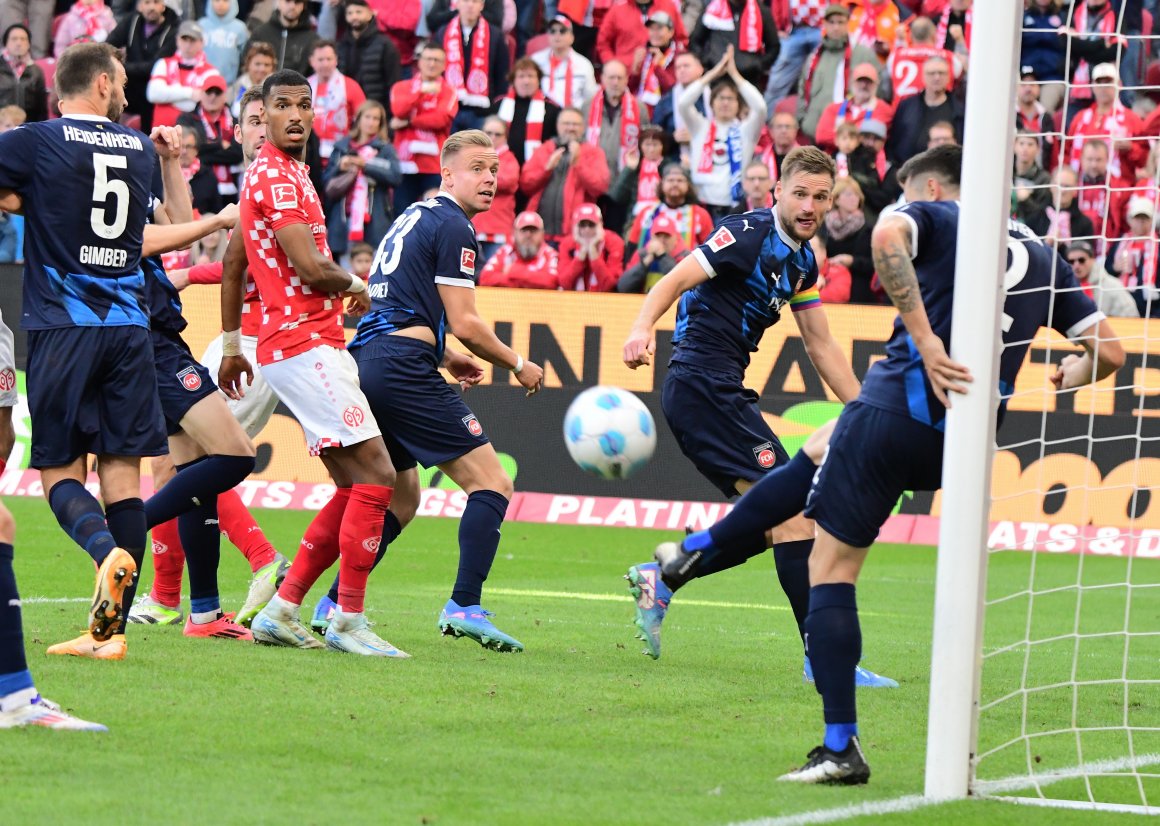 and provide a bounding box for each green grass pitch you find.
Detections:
[1,497,1156,825]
